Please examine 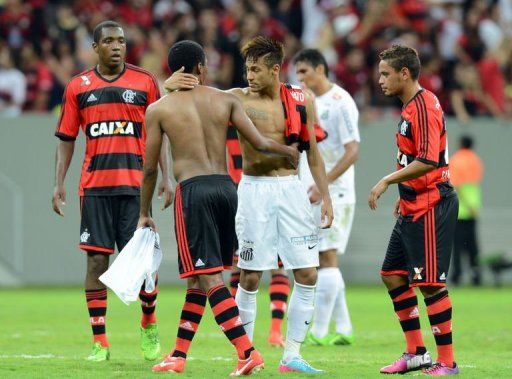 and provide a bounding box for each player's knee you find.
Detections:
[86,252,109,278]
[187,276,200,290]
[319,250,338,268]
[419,285,446,298]
[239,270,261,291]
[381,274,407,290]
[293,267,317,286]
[197,273,224,293]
